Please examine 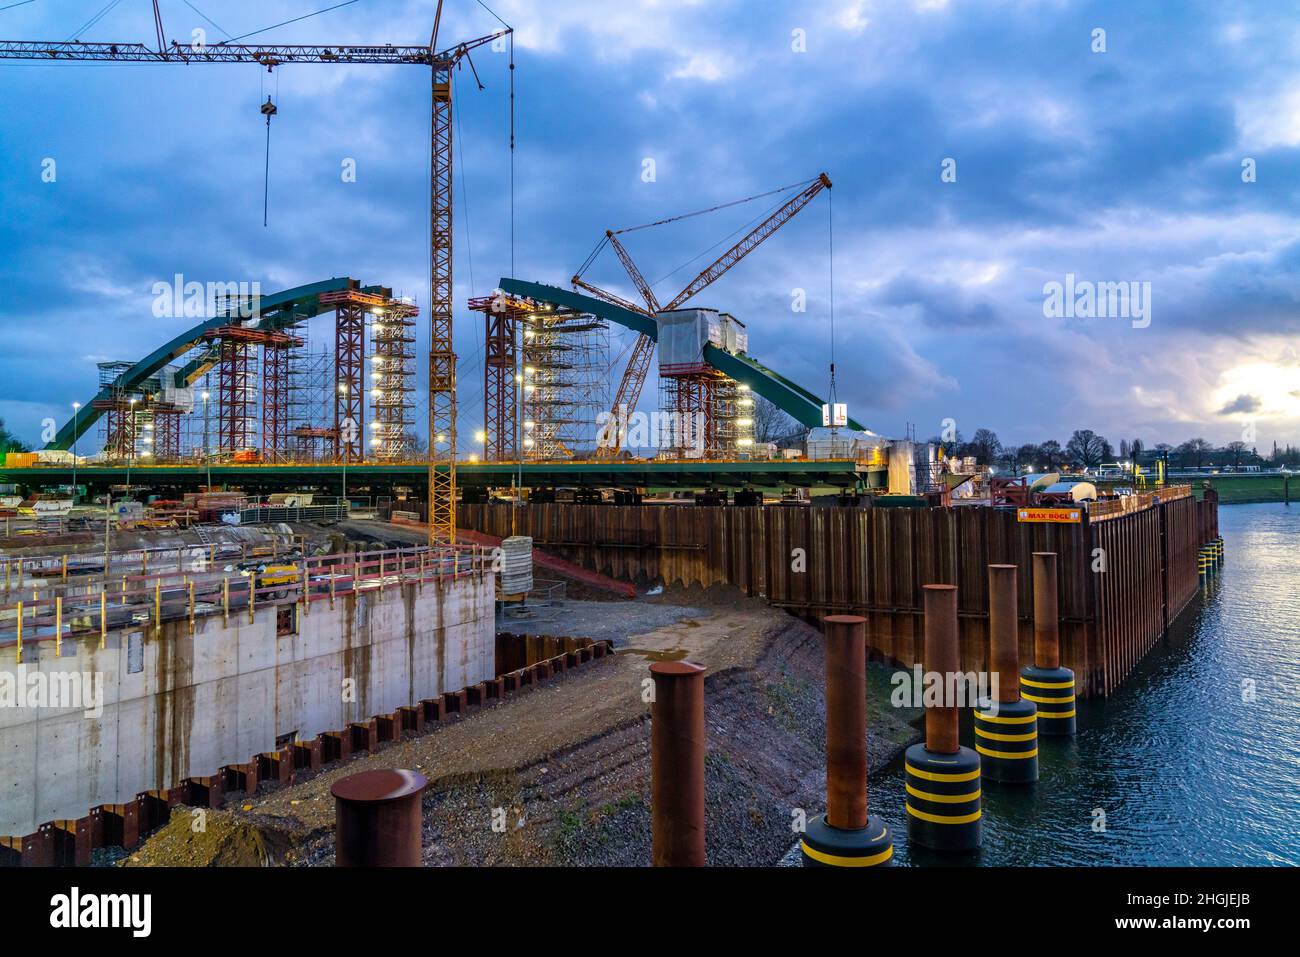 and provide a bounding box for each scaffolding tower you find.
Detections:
[95,361,139,461]
[657,371,753,459]
[369,299,418,461]
[287,332,334,463]
[520,310,608,461]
